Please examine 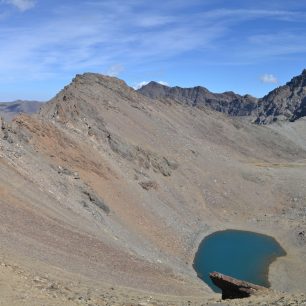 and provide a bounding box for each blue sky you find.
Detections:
[0,0,306,101]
